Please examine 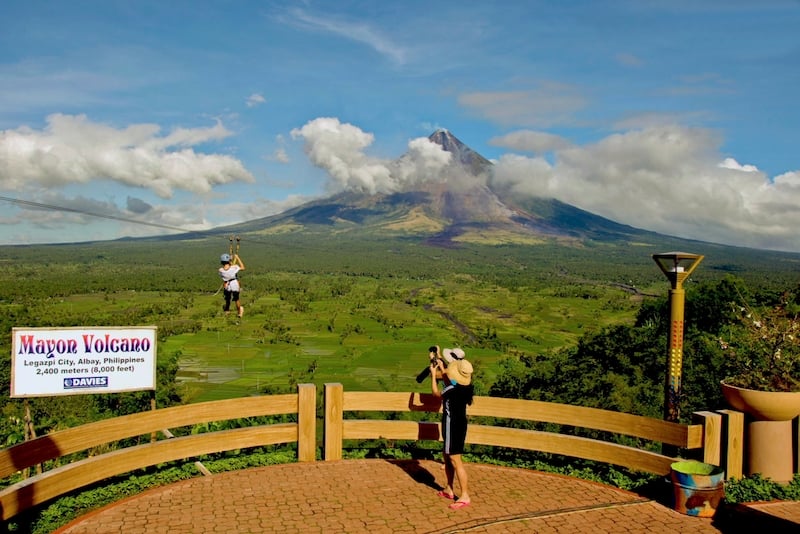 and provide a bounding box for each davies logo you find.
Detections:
[63,377,109,389]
